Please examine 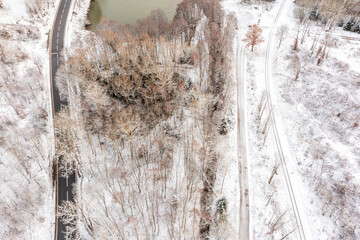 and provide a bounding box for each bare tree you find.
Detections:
[173,0,202,45]
[276,25,288,48]
[243,22,264,51]
[58,200,79,239]
[137,9,169,38]
[289,54,301,81]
